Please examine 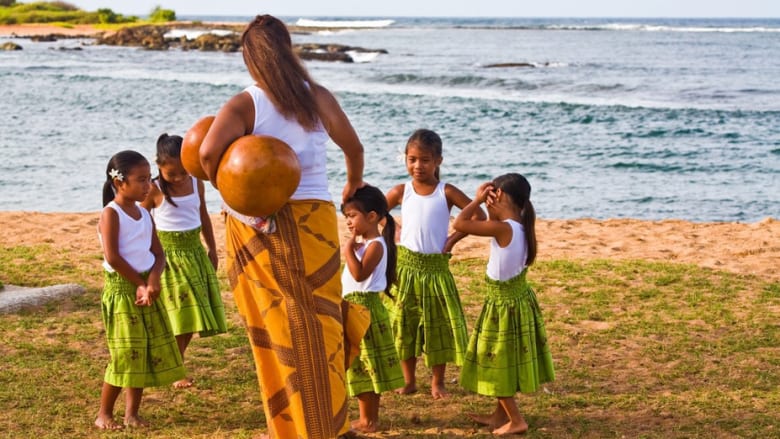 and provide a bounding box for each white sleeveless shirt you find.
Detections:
[487,219,528,281]
[341,237,388,295]
[151,176,201,232]
[400,181,450,254]
[101,201,156,273]
[244,85,331,201]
